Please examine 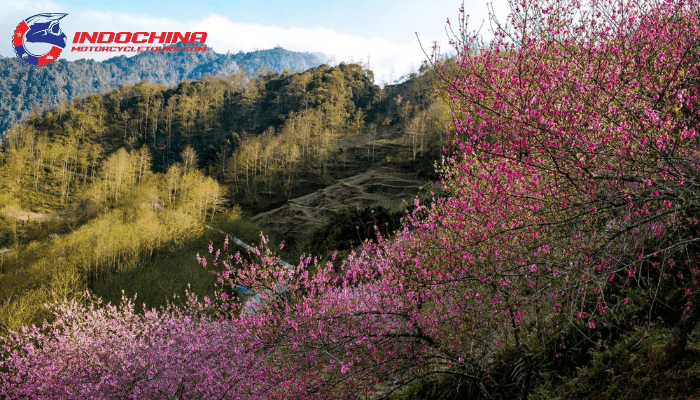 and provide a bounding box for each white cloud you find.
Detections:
[193,14,426,83]
[1,0,64,54]
[1,0,513,85]
[2,2,424,84]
